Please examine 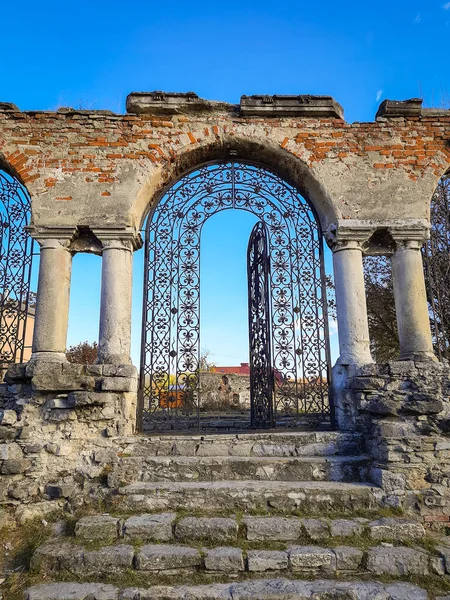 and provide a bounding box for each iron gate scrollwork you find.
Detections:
[139,161,333,432]
[247,221,274,428]
[0,170,35,370]
[423,172,450,360]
